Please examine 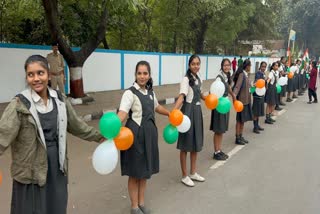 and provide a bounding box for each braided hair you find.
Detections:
[233,59,251,83]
